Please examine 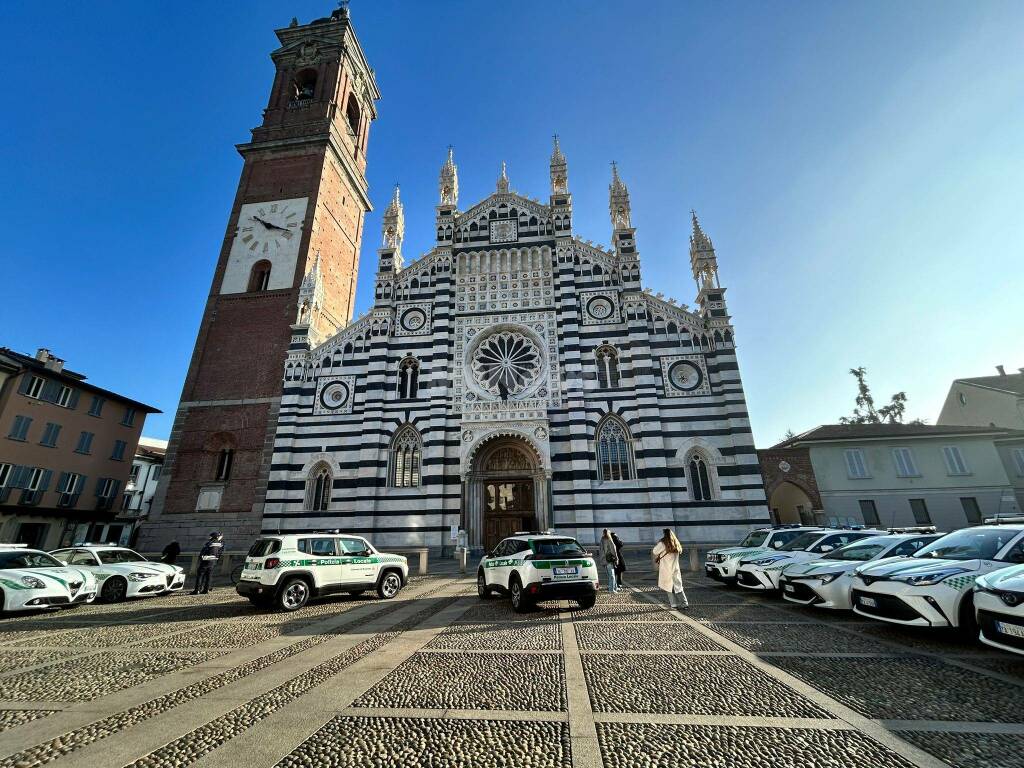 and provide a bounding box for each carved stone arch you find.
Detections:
[463,428,549,475]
